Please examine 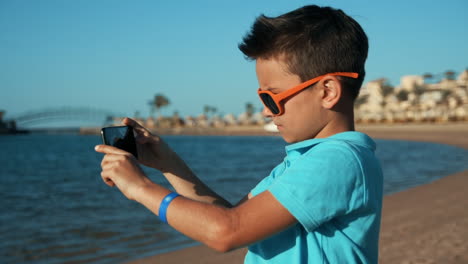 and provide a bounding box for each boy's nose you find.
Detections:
[262,106,274,118]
